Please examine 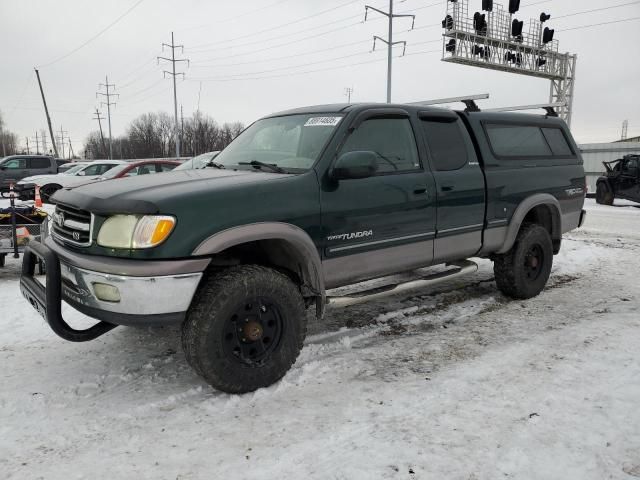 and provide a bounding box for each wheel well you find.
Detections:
[522,204,561,253]
[42,183,62,190]
[206,239,318,299]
